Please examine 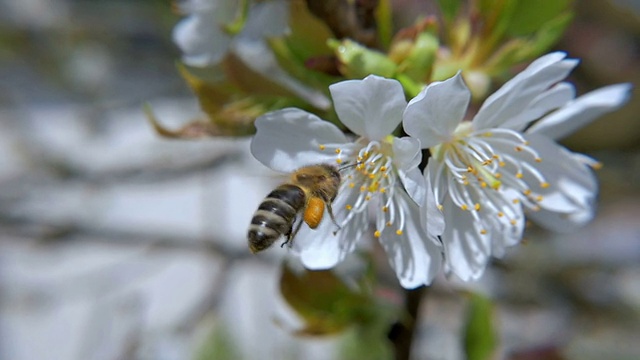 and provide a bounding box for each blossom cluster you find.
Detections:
[251,52,631,288]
